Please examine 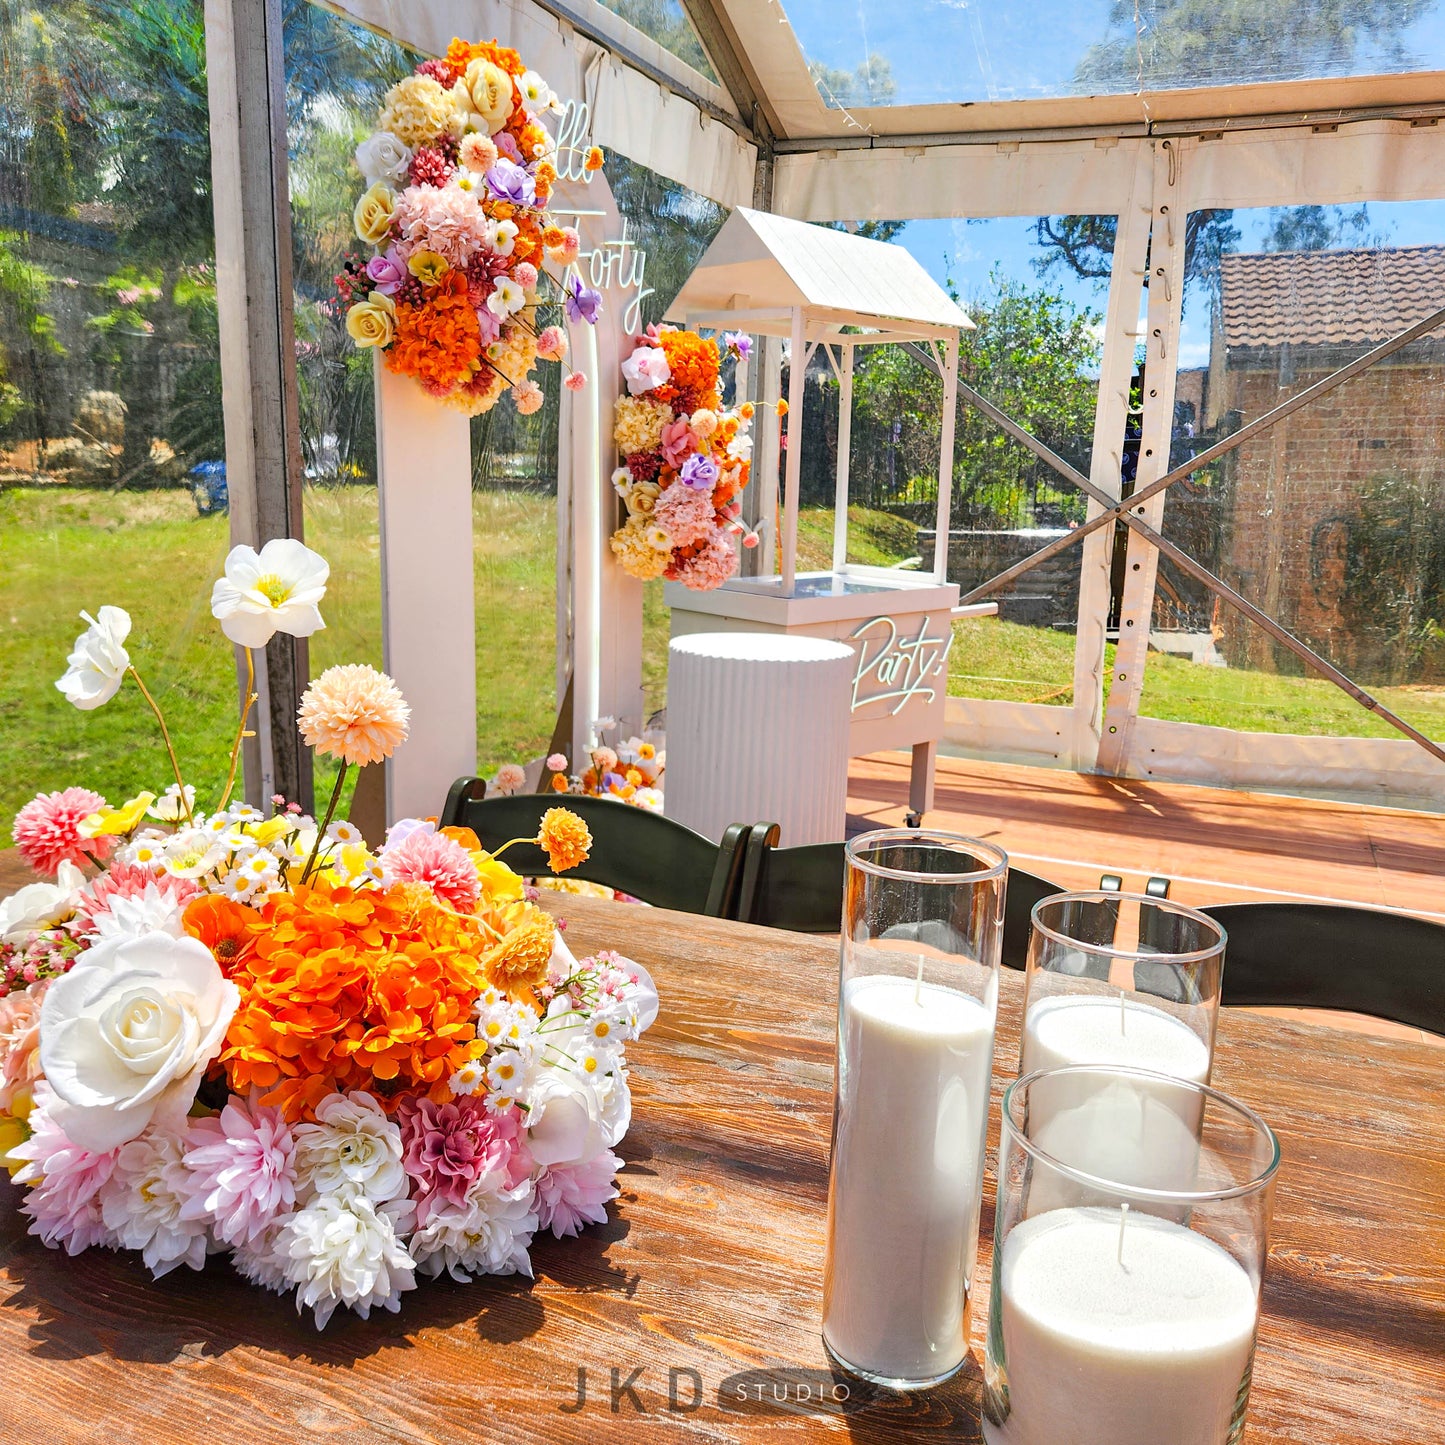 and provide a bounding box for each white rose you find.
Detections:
[524,1072,608,1168]
[354,130,412,187]
[56,606,131,711]
[39,932,240,1152]
[0,861,84,944]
